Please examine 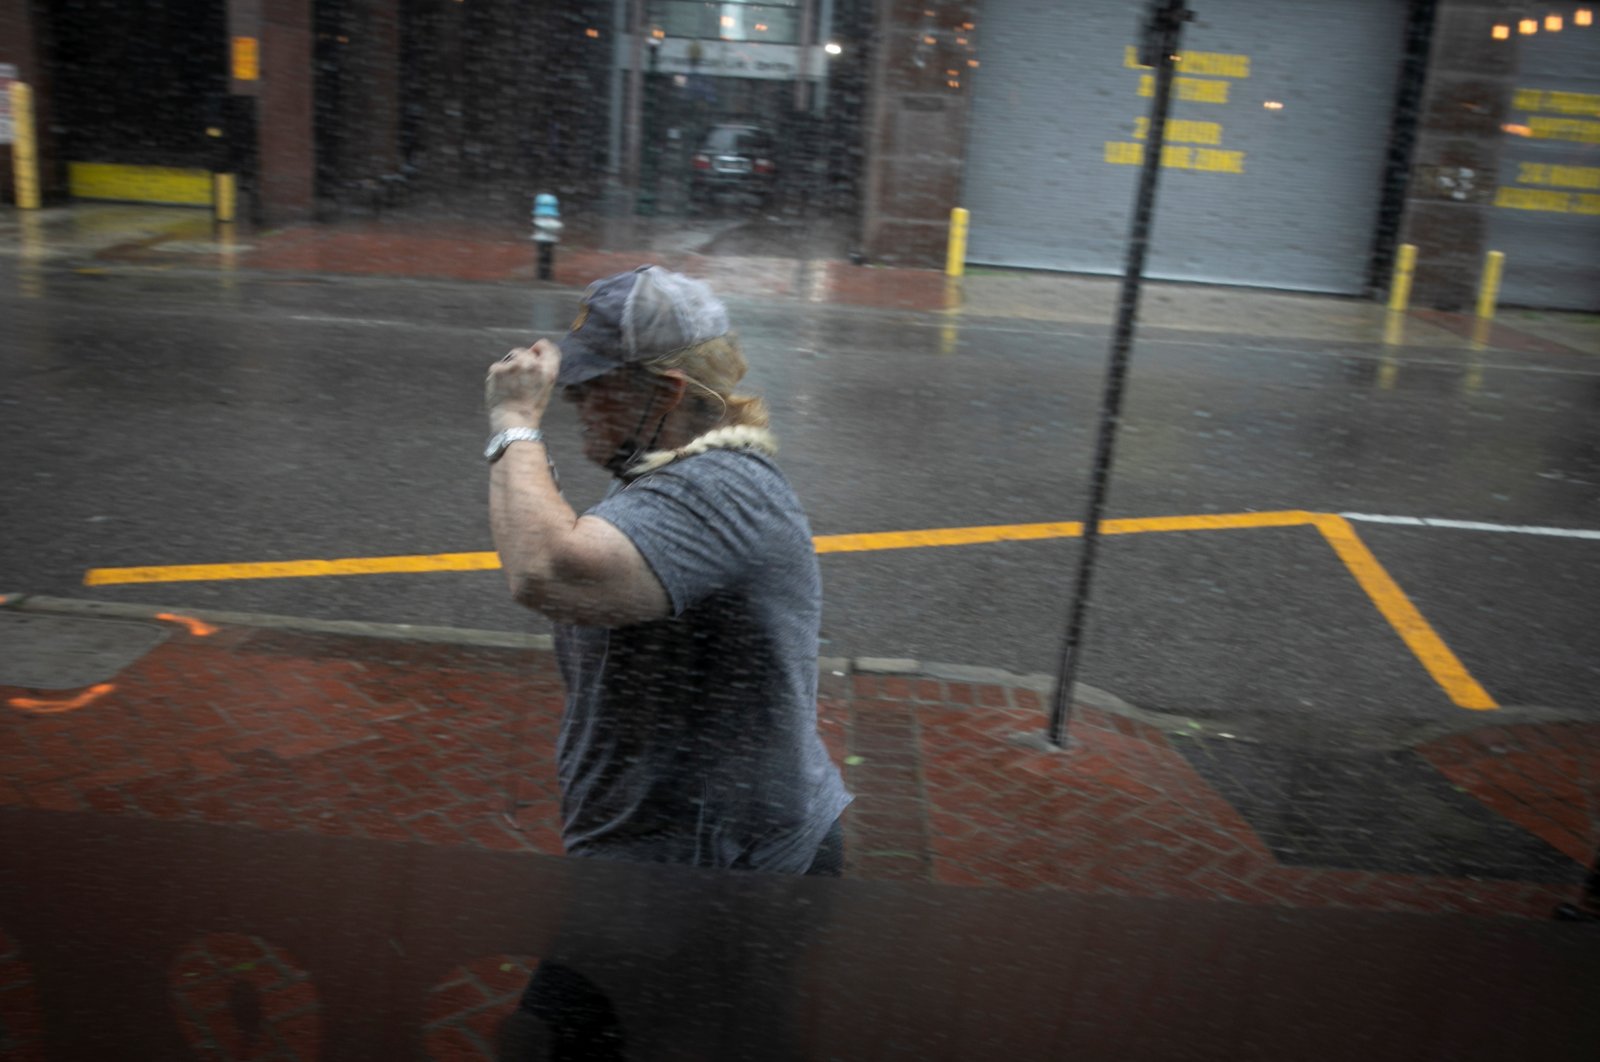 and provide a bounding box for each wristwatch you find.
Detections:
[484,426,544,463]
